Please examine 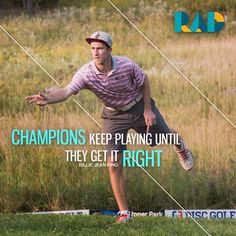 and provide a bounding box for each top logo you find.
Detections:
[174,11,225,33]
[95,33,101,39]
